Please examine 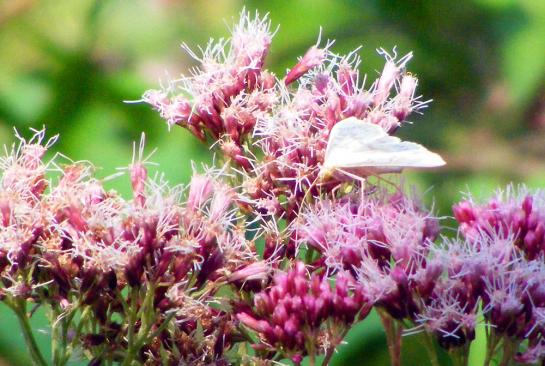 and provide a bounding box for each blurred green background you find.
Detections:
[1,0,545,364]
